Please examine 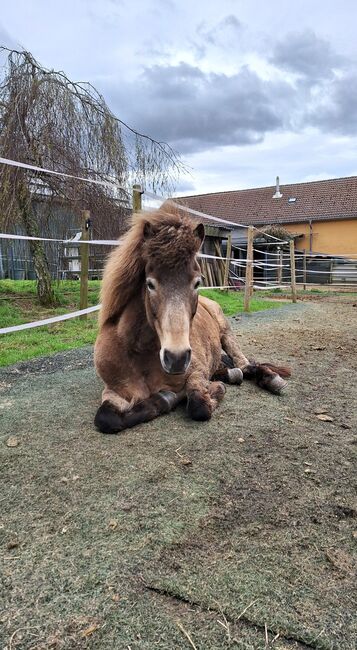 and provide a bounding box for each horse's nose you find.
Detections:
[162,348,192,374]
